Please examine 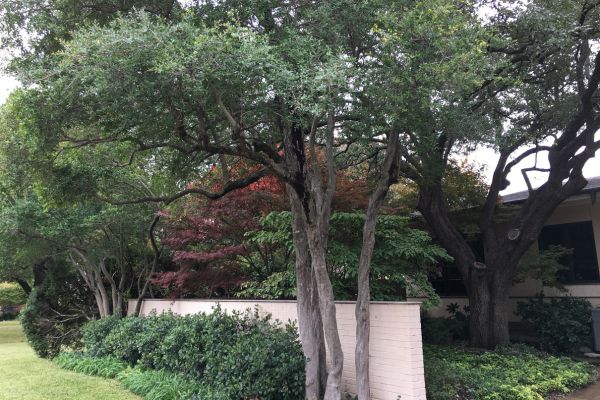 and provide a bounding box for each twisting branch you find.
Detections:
[102,168,269,206]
